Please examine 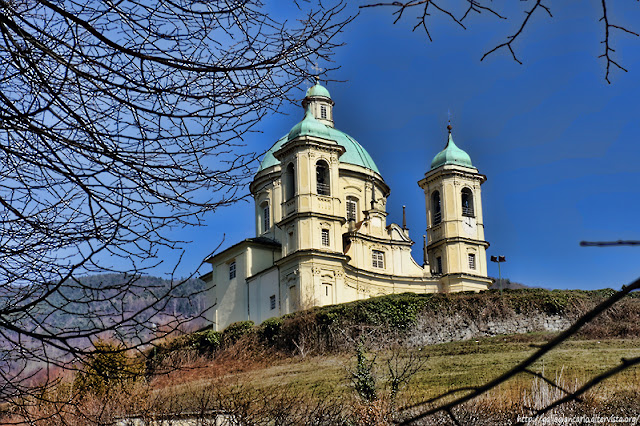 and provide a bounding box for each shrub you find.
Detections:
[350,342,377,403]
[222,320,255,346]
[73,340,144,397]
[259,317,283,345]
[191,329,222,354]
